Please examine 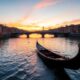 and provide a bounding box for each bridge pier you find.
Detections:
[42,34,45,38]
[54,35,58,37]
[27,34,30,38]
